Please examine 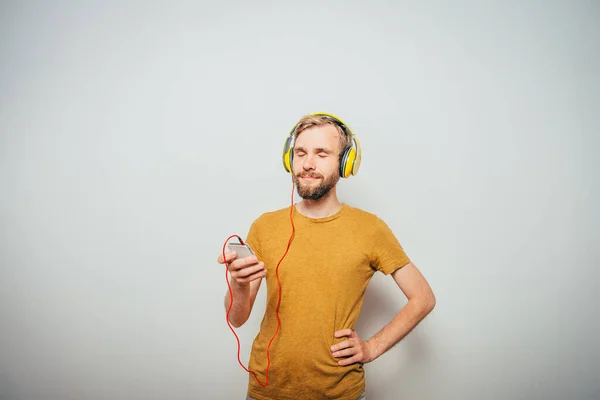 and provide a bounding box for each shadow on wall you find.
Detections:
[355,275,436,399]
